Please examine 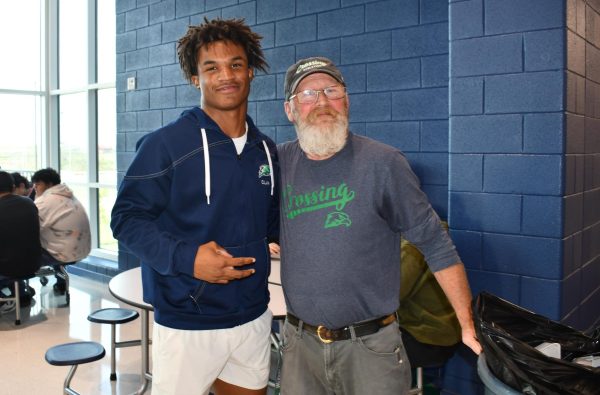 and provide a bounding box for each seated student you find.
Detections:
[0,171,41,311]
[398,221,461,368]
[31,168,91,293]
[10,172,32,197]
